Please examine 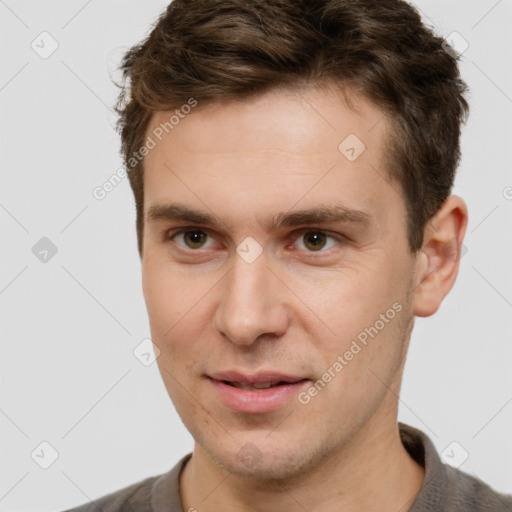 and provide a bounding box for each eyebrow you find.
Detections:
[146,202,374,231]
